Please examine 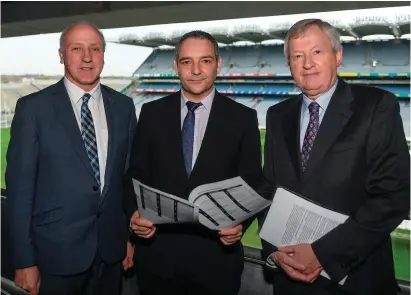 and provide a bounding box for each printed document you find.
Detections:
[259,187,349,285]
[132,177,271,230]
